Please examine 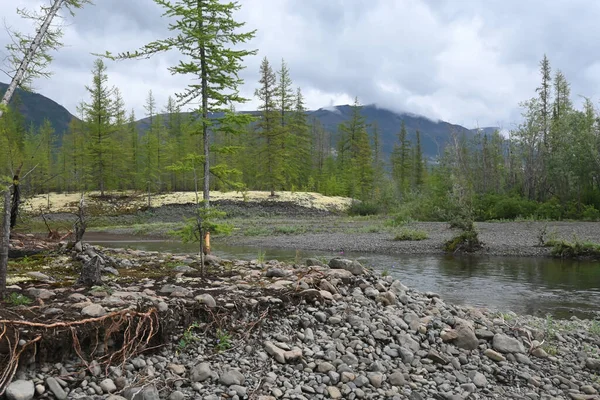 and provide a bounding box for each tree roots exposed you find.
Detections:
[0,308,160,396]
